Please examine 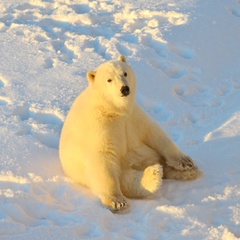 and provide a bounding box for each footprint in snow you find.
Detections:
[81,37,111,60]
[168,44,196,60]
[140,34,169,58]
[70,4,91,14]
[115,42,133,57]
[43,57,54,69]
[229,6,240,17]
[15,2,36,11]
[34,34,48,43]
[174,84,222,108]
[215,83,232,97]
[13,105,64,149]
[51,39,77,64]
[214,78,240,104]
[137,94,172,122]
[148,58,187,79]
